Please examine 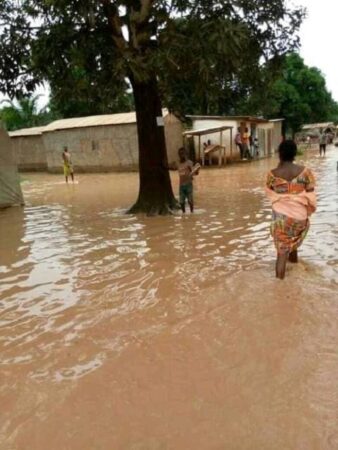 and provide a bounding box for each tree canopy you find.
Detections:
[0,0,305,214]
[1,1,305,117]
[243,53,338,134]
